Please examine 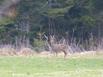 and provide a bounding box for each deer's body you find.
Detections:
[45,35,68,57]
[50,43,68,57]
